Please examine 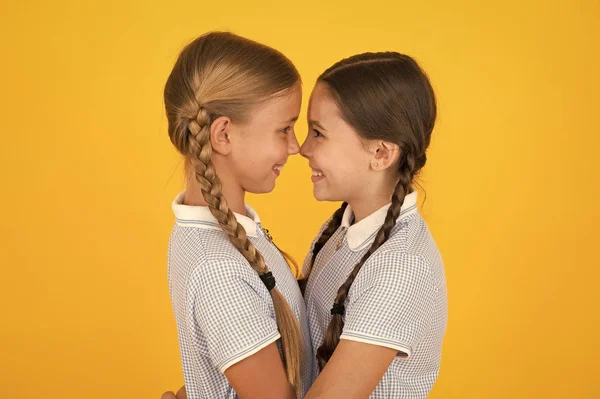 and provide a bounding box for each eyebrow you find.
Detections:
[309,120,327,131]
[284,116,299,123]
